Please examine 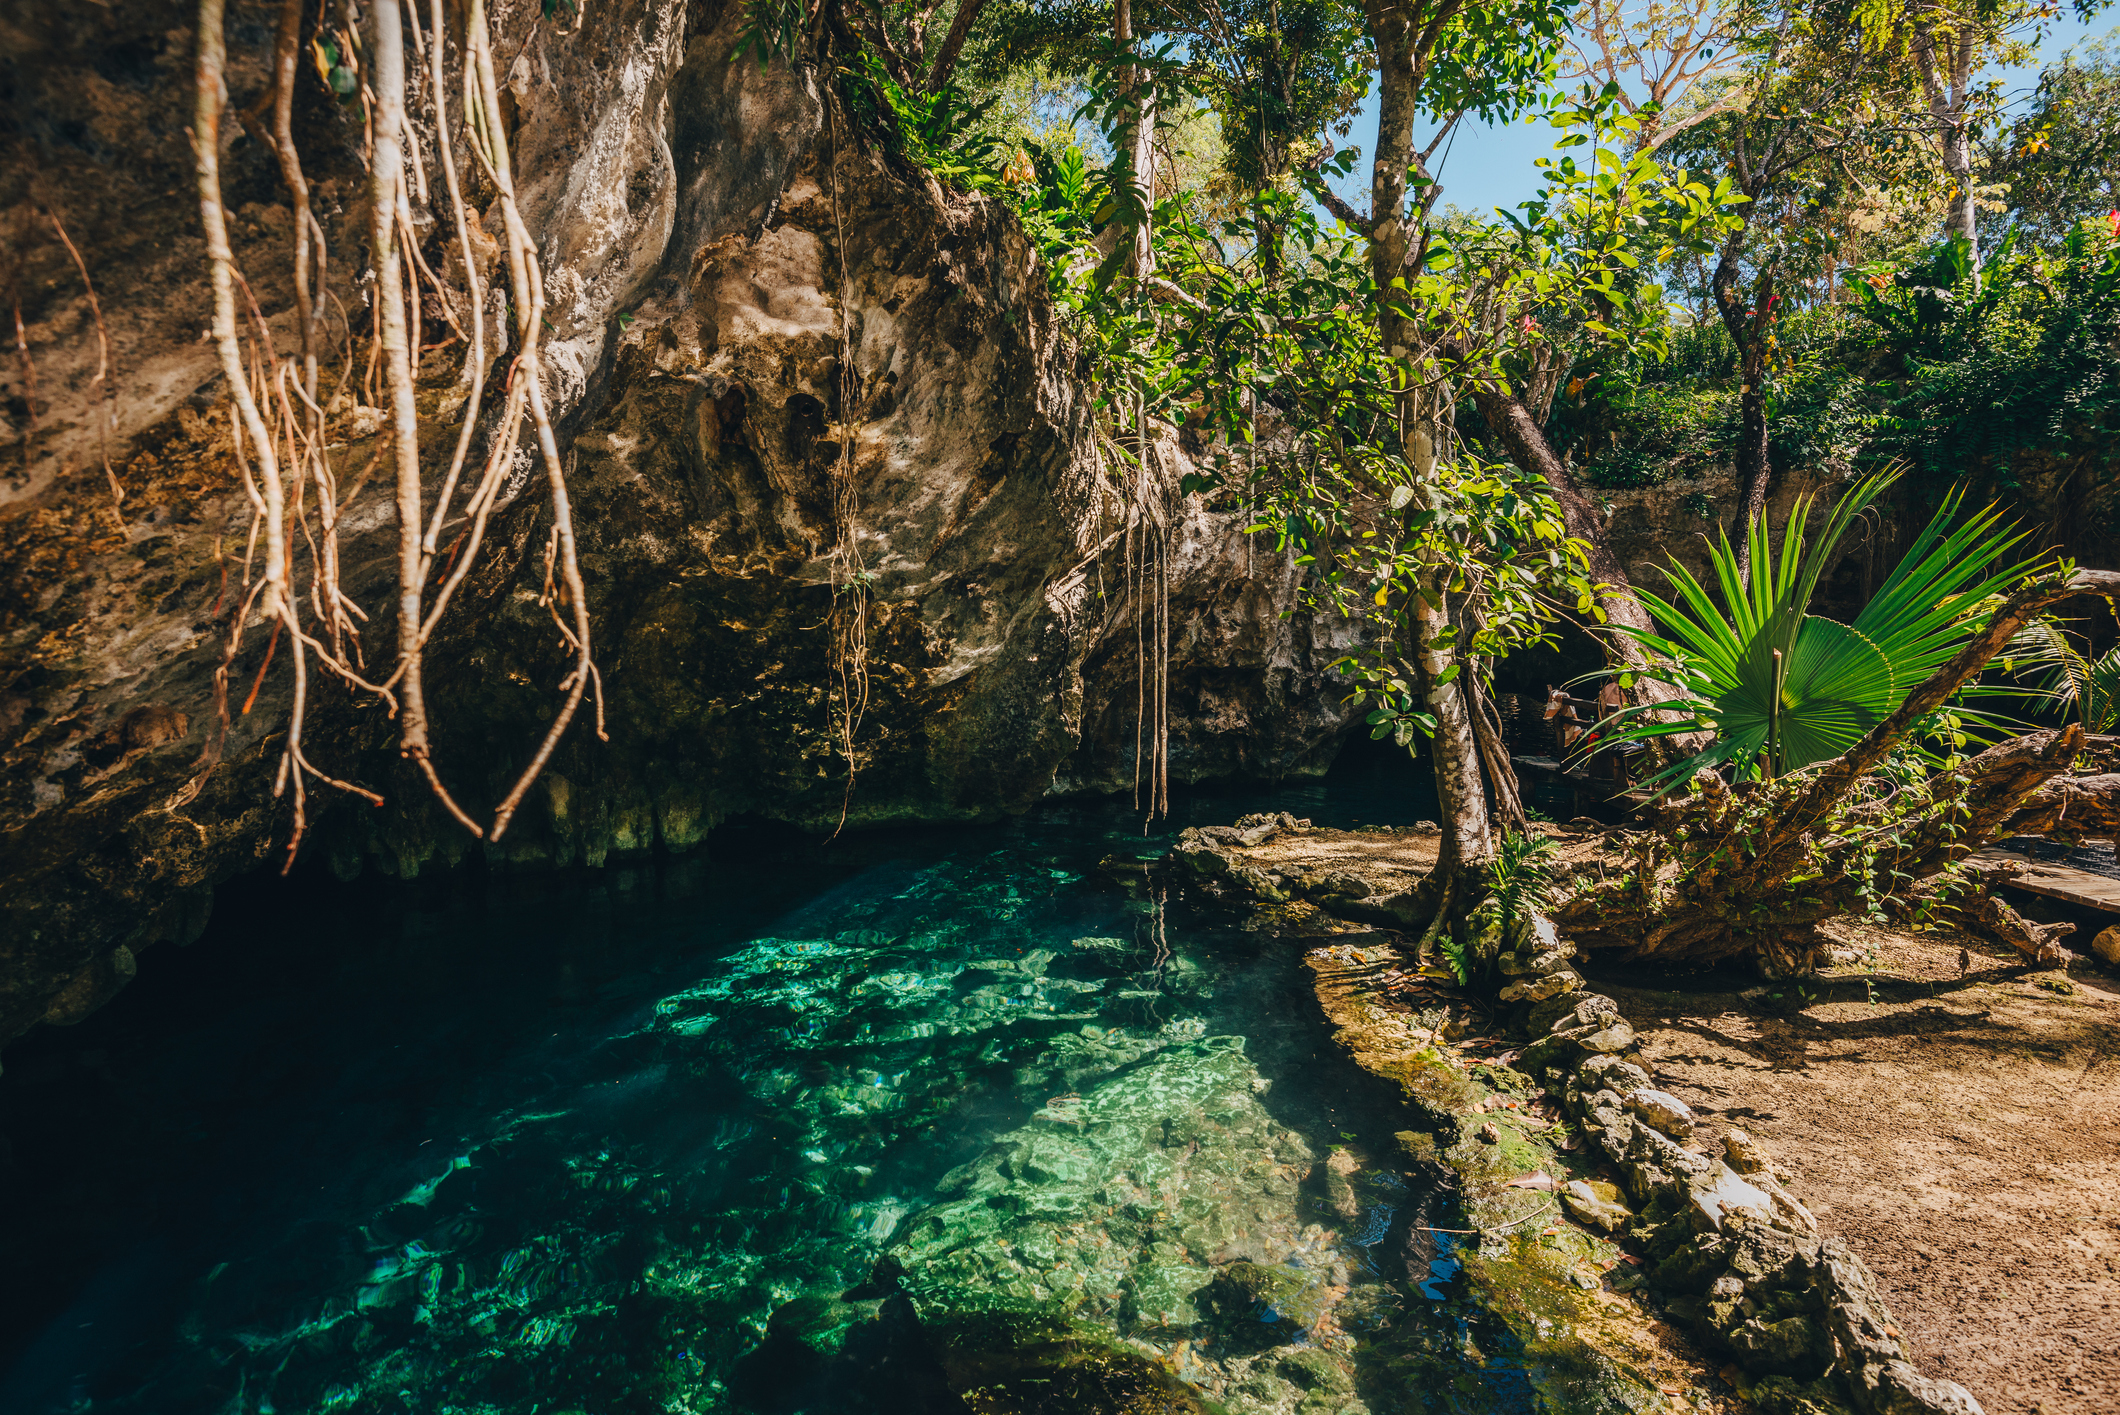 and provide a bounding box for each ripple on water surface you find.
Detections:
[2,778,1556,1415]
